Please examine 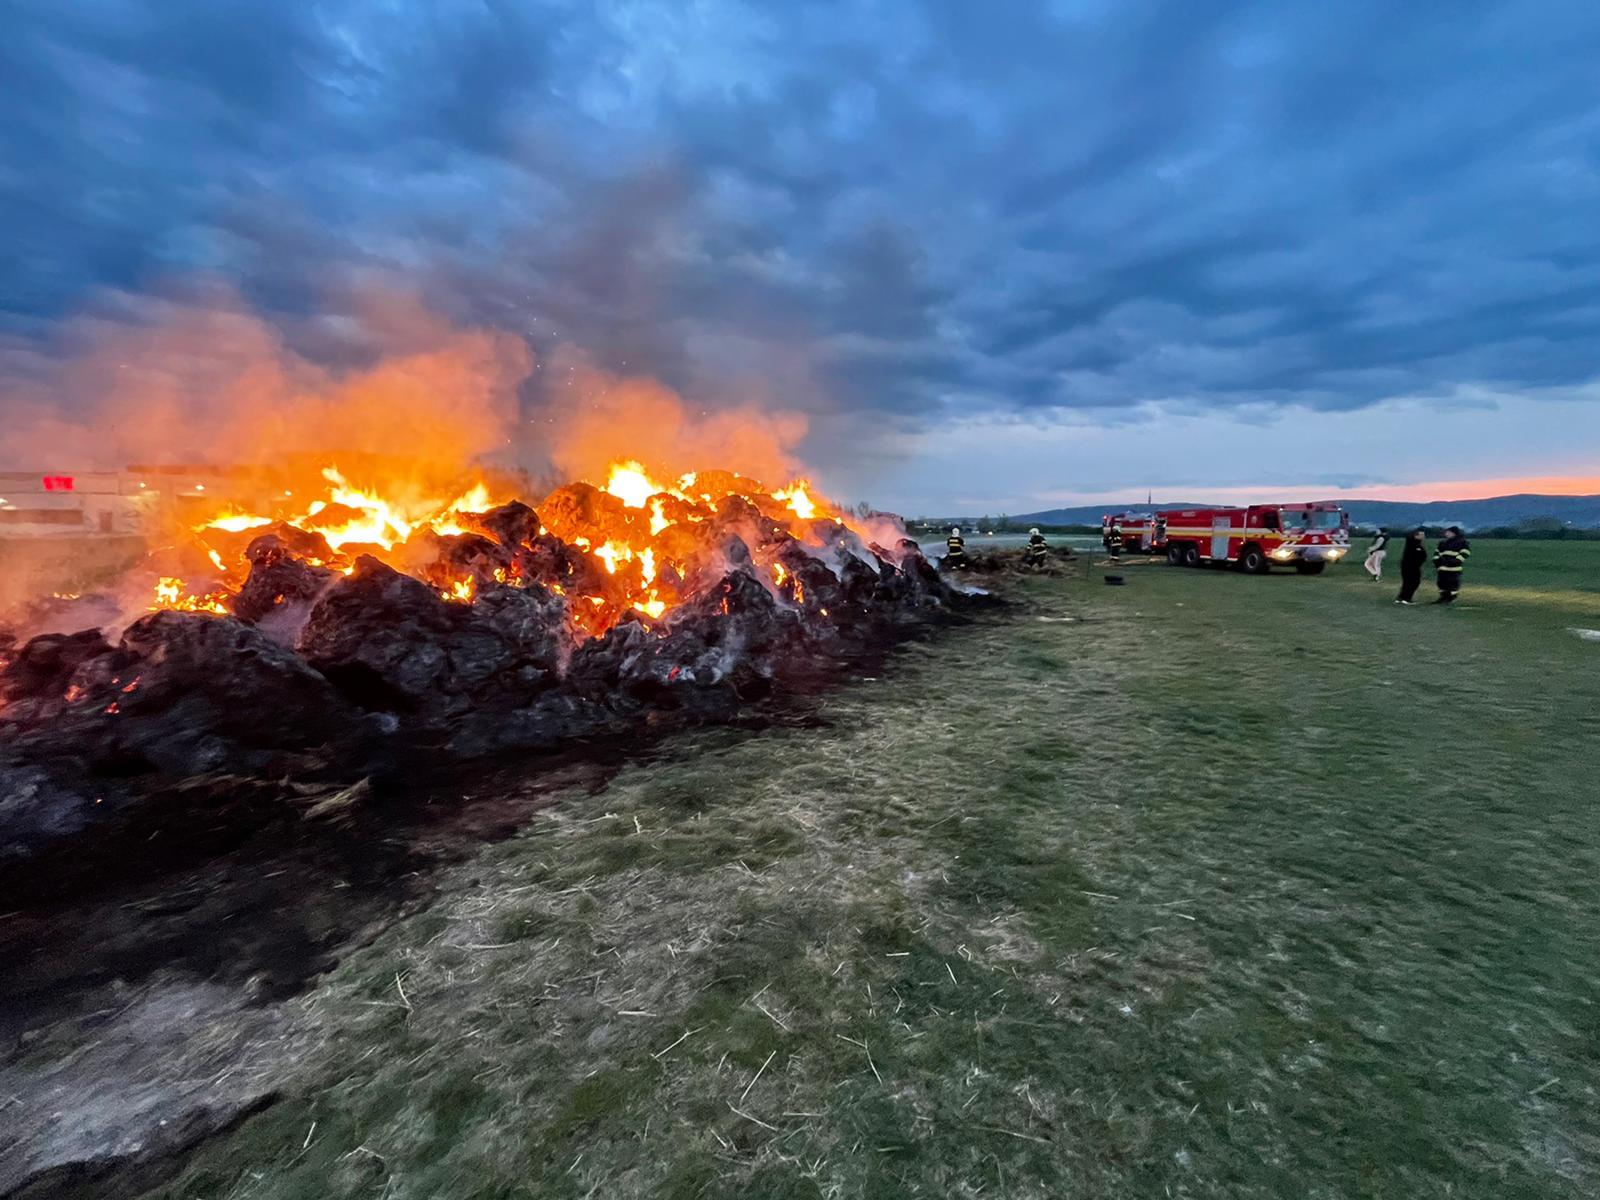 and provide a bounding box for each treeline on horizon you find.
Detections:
[909,518,1103,535]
